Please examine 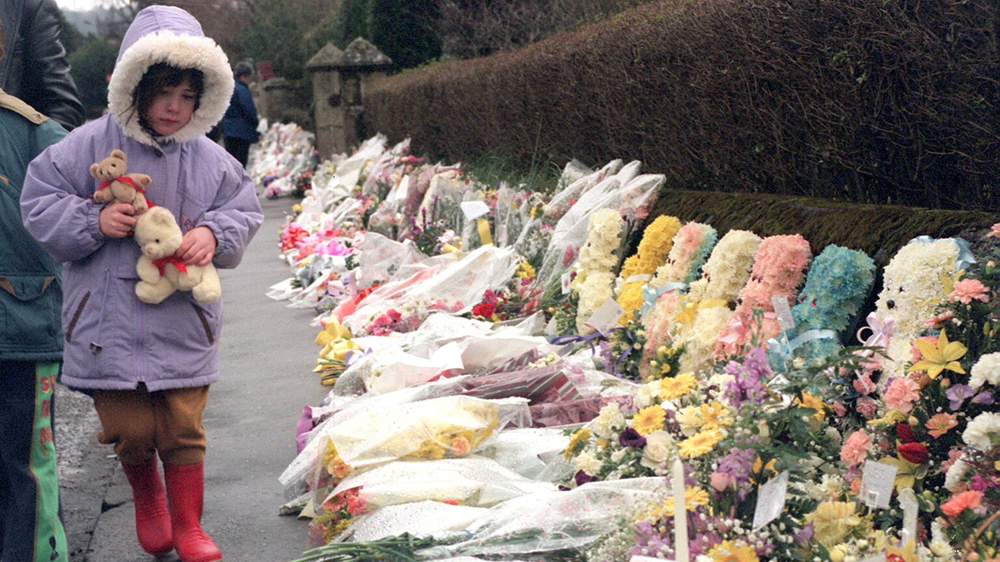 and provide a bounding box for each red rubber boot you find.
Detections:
[120,458,173,555]
[163,463,222,562]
